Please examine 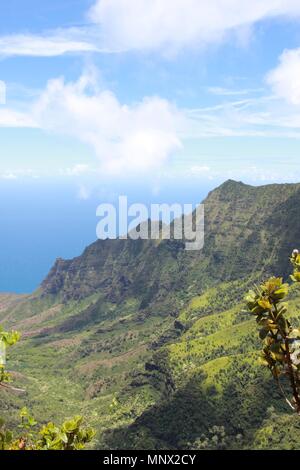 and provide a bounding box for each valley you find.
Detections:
[2,179,300,449]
